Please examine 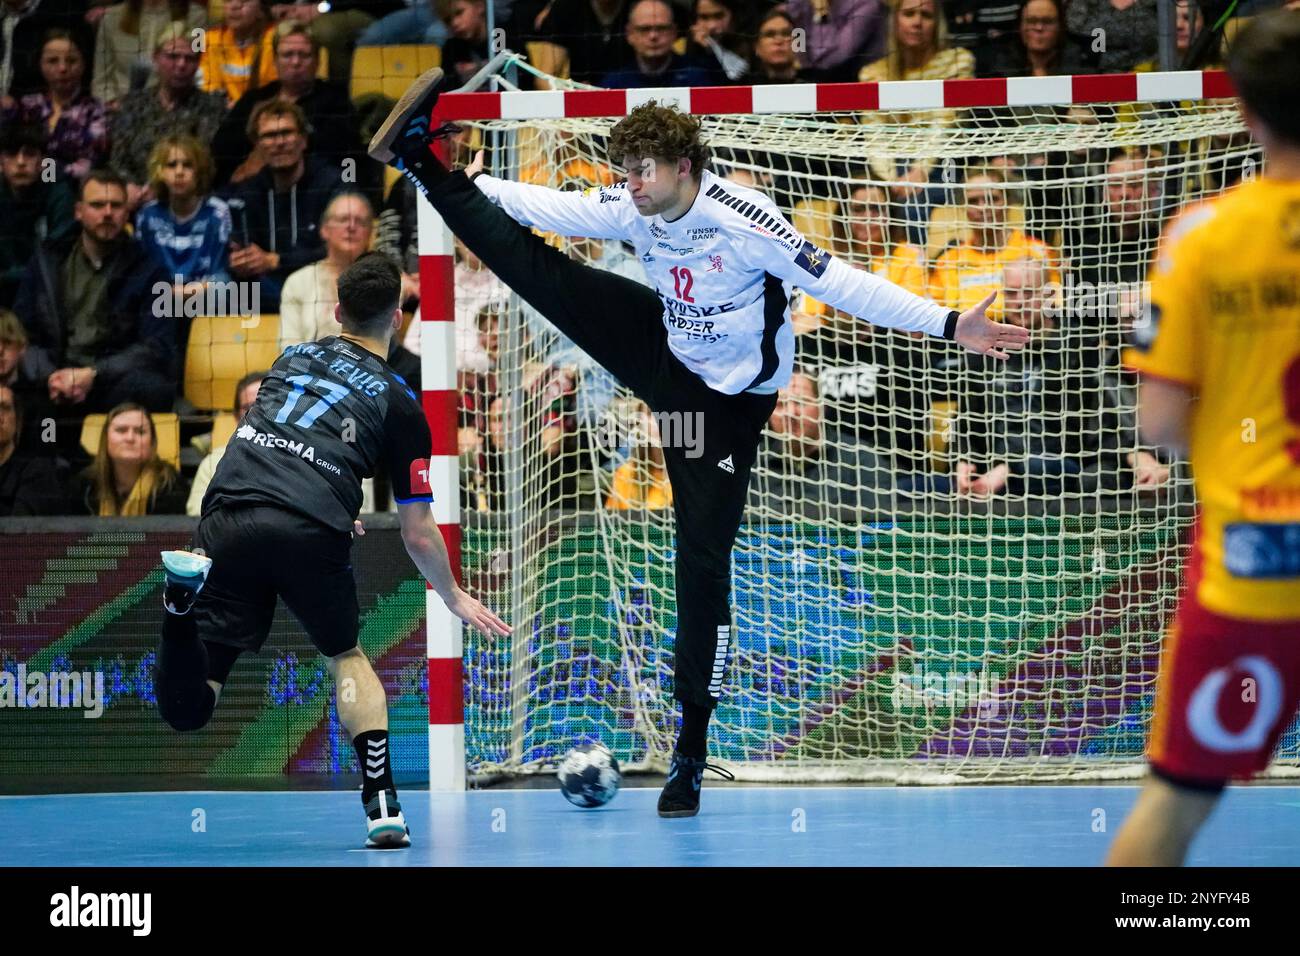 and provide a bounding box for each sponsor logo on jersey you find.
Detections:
[794,240,830,279]
[409,458,432,496]
[649,222,669,238]
[820,364,880,400]
[706,254,724,273]
[717,454,735,473]
[656,241,695,255]
[661,295,737,318]
[235,423,342,475]
[664,313,725,343]
[688,227,719,241]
